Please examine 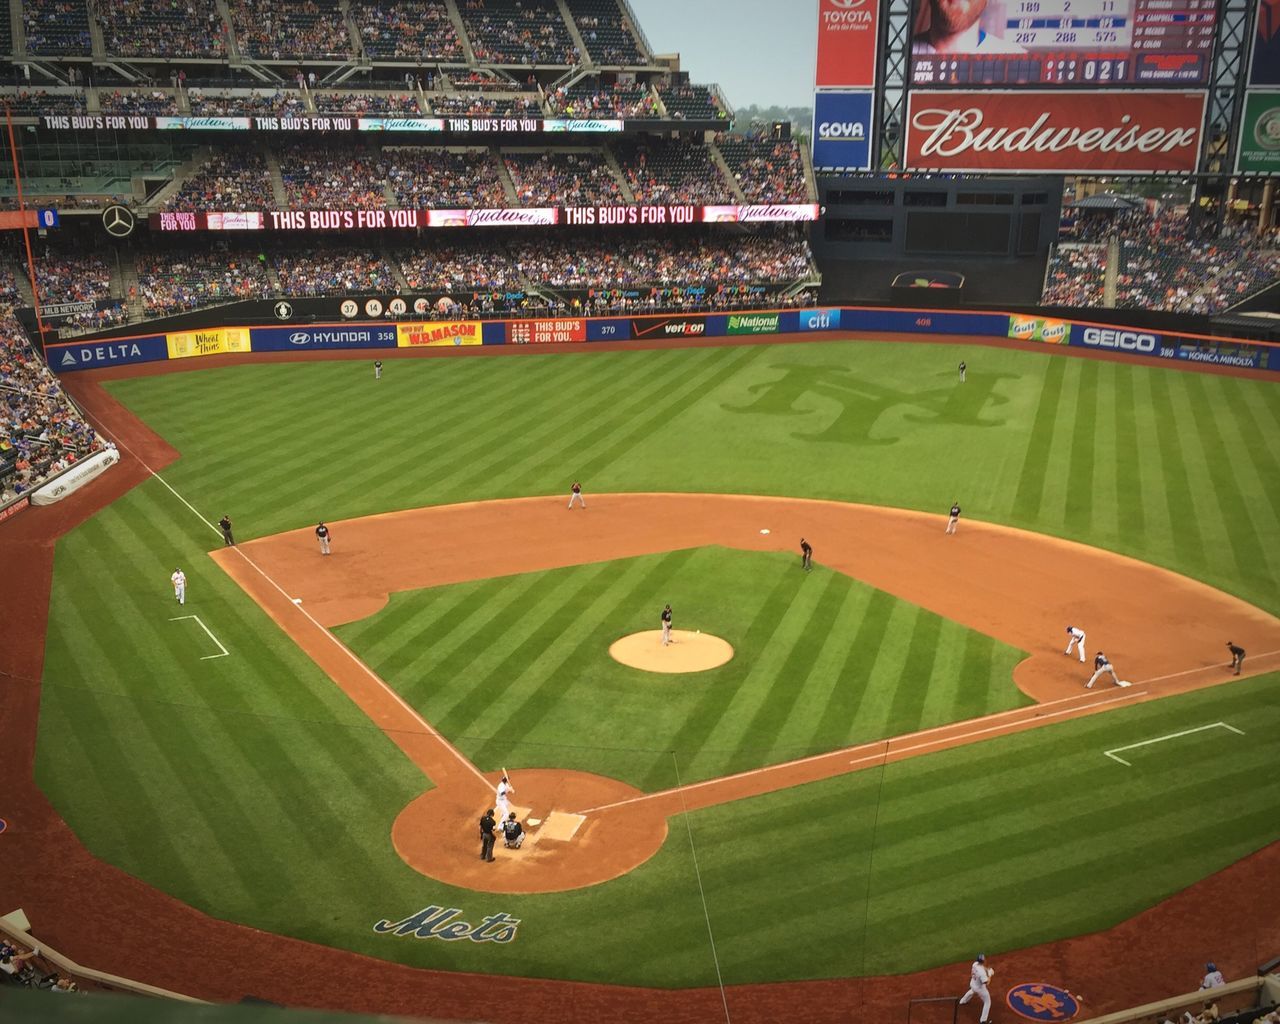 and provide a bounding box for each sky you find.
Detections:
[627,0,818,110]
